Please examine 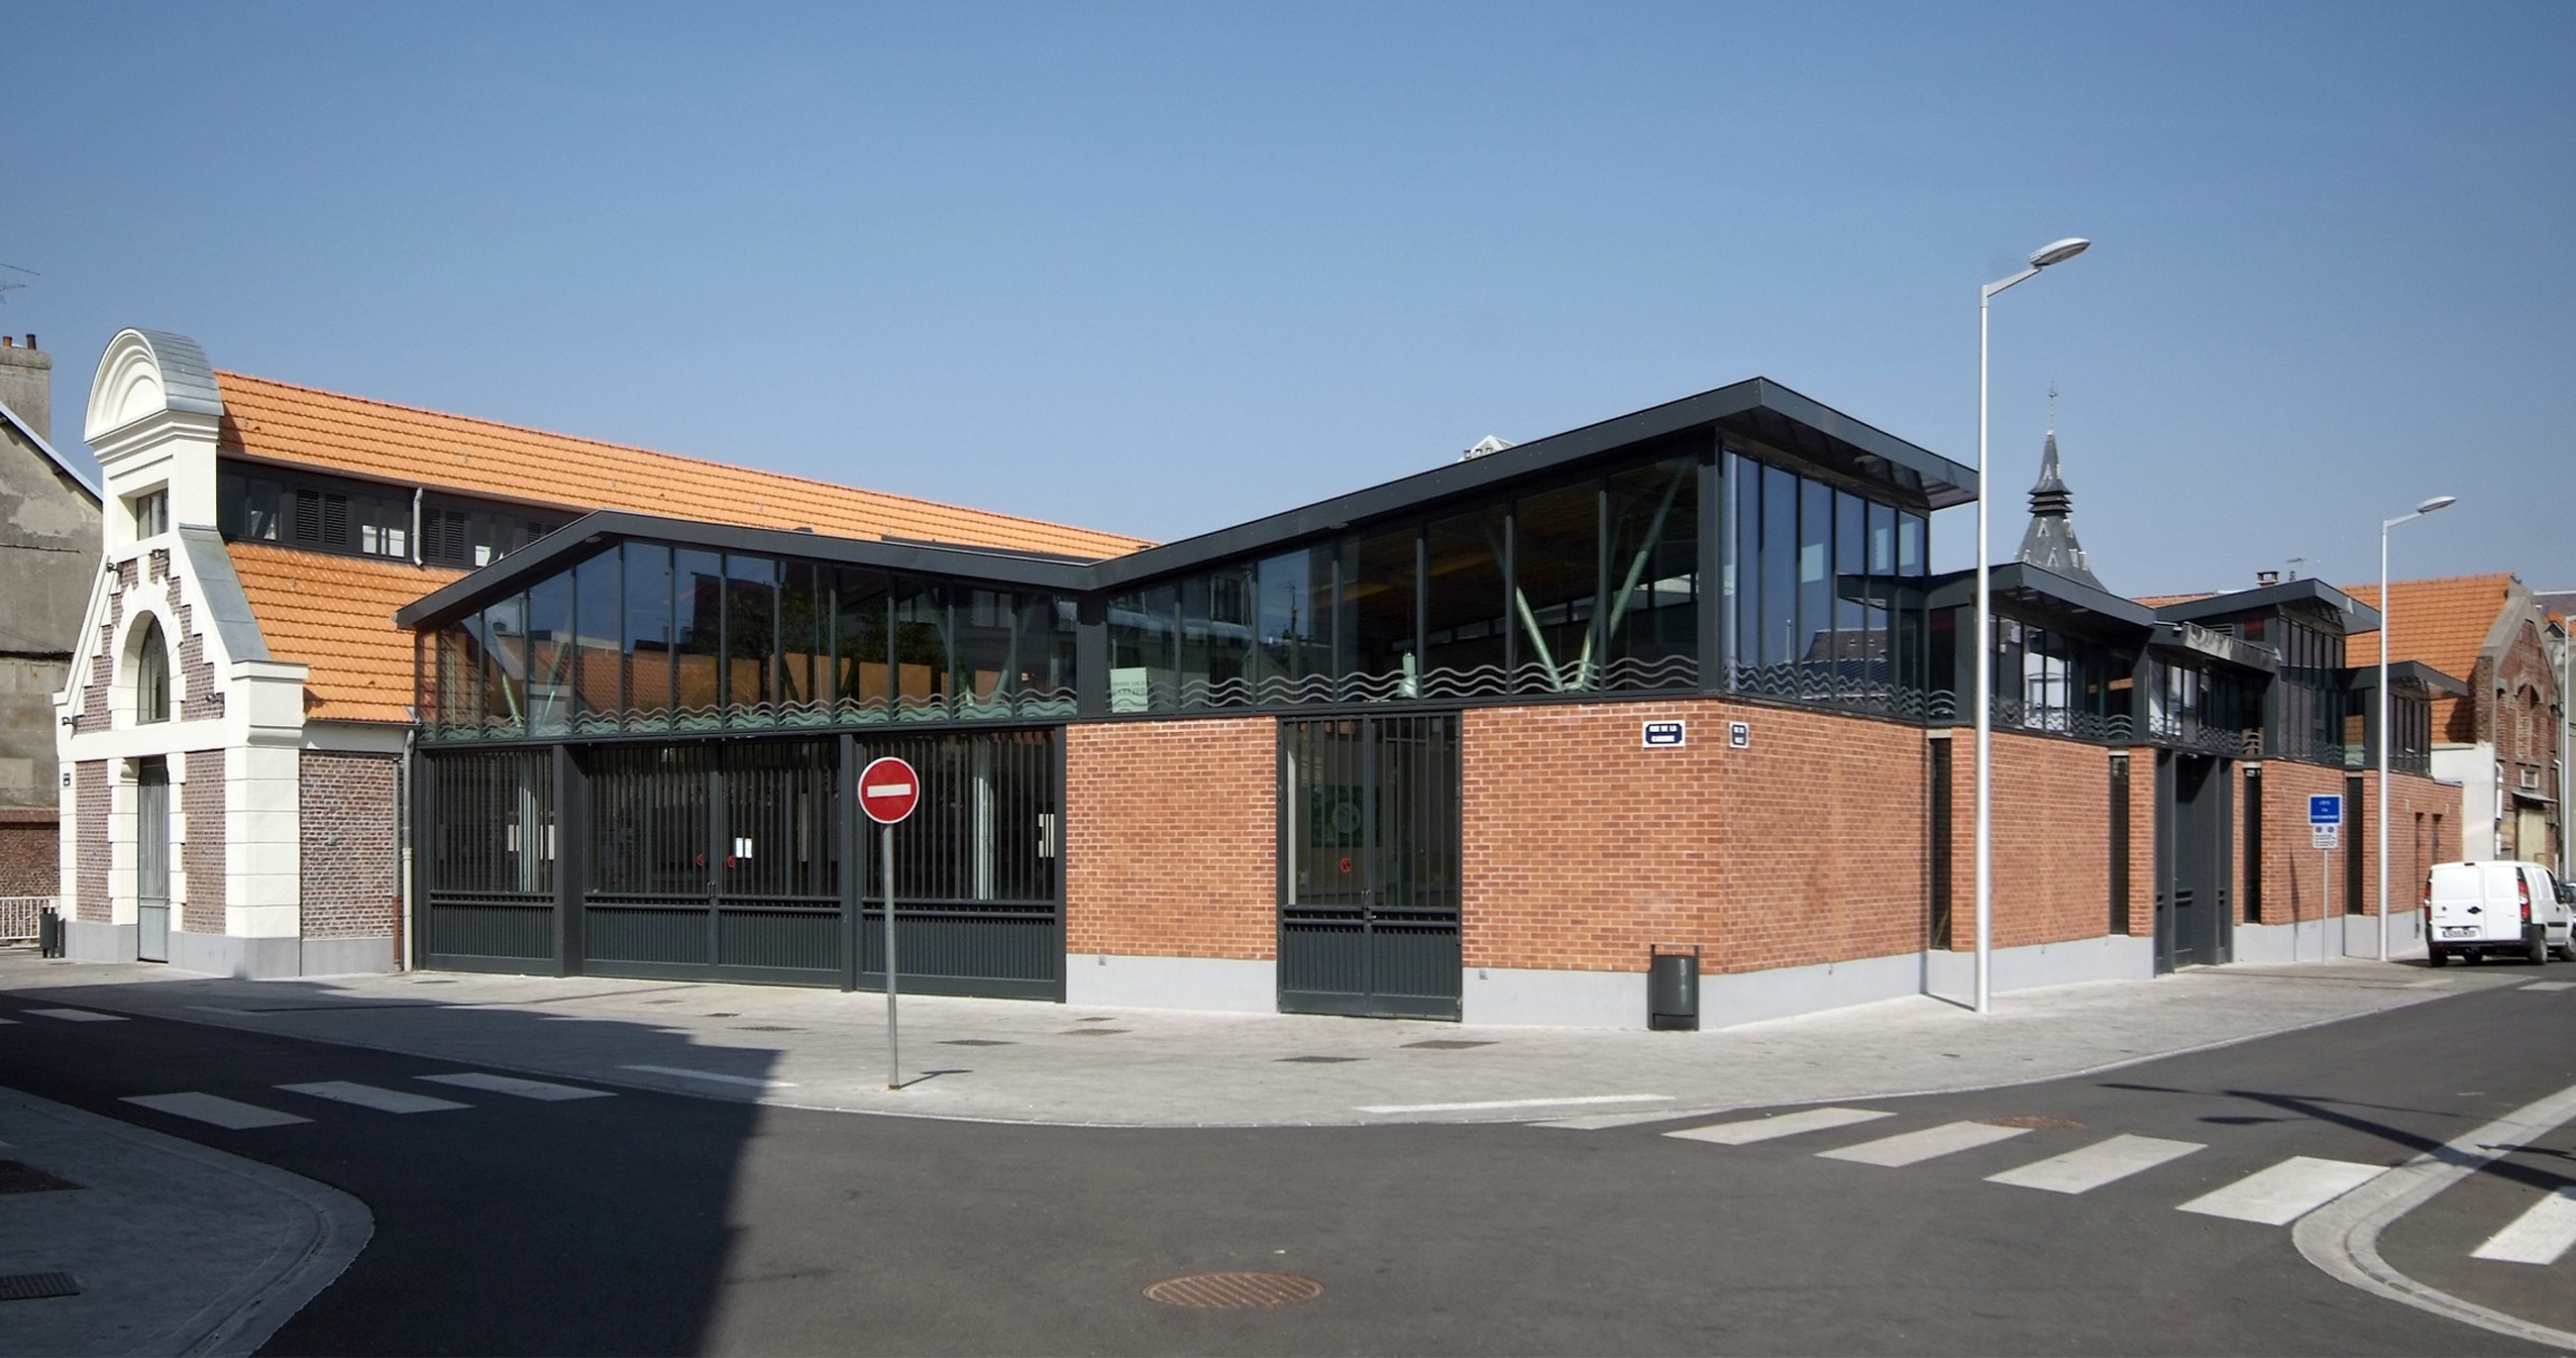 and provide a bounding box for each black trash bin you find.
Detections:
[37,905,61,959]
[1648,944,1700,1031]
